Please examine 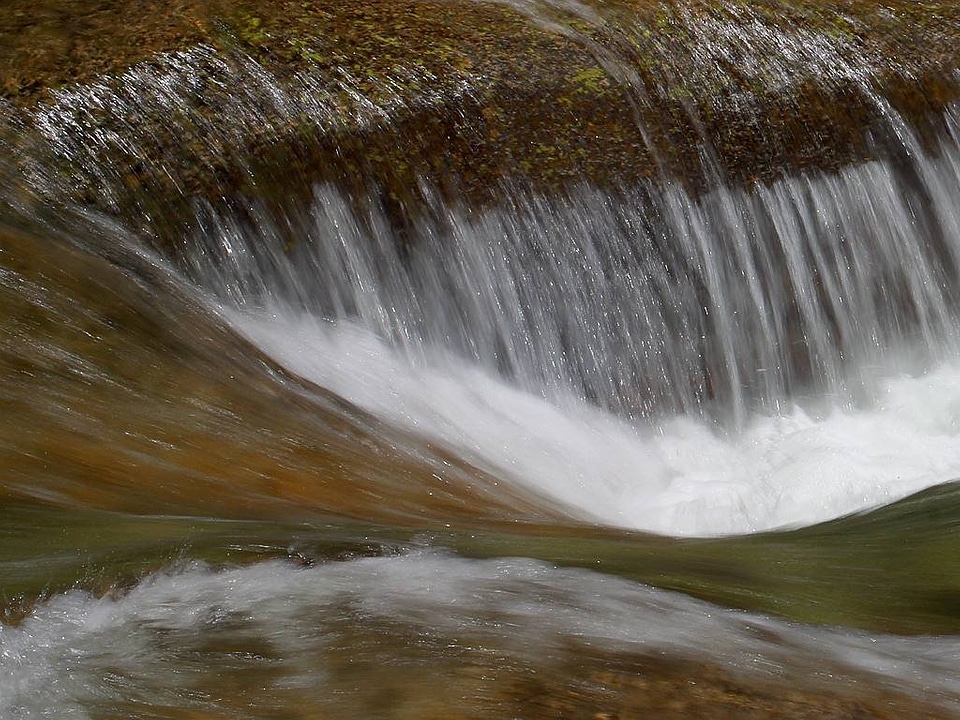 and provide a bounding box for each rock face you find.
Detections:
[0,222,565,527]
[2,0,960,250]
